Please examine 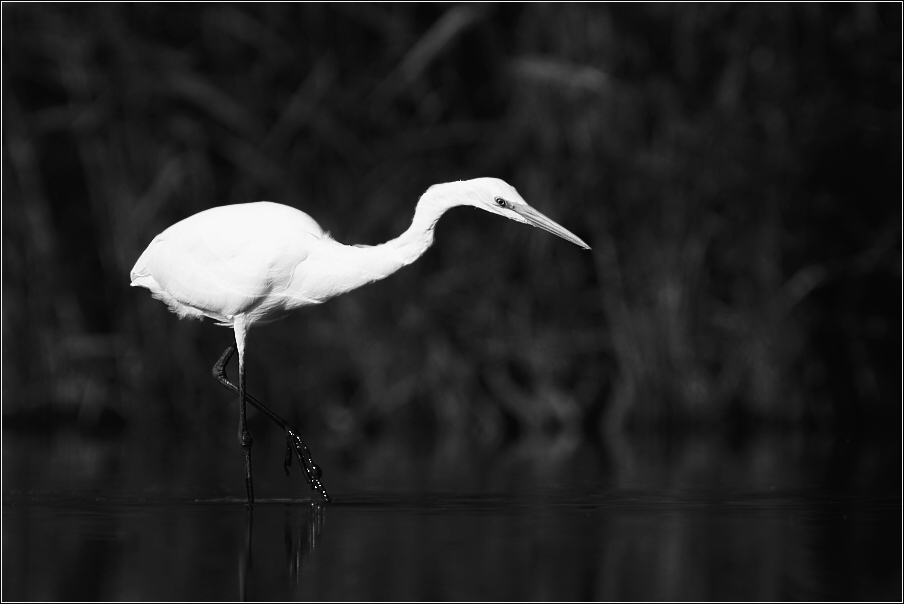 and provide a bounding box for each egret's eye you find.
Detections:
[494,197,507,208]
